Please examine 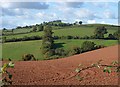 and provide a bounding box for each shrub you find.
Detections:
[113,31,119,40]
[44,50,55,59]
[89,35,96,39]
[68,46,81,56]
[95,45,106,49]
[73,36,80,39]
[81,35,89,39]
[55,48,66,56]
[107,34,115,39]
[48,55,60,60]
[53,36,59,40]
[66,35,73,39]
[22,54,36,61]
[60,36,67,39]
[81,41,96,52]
[22,36,30,41]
